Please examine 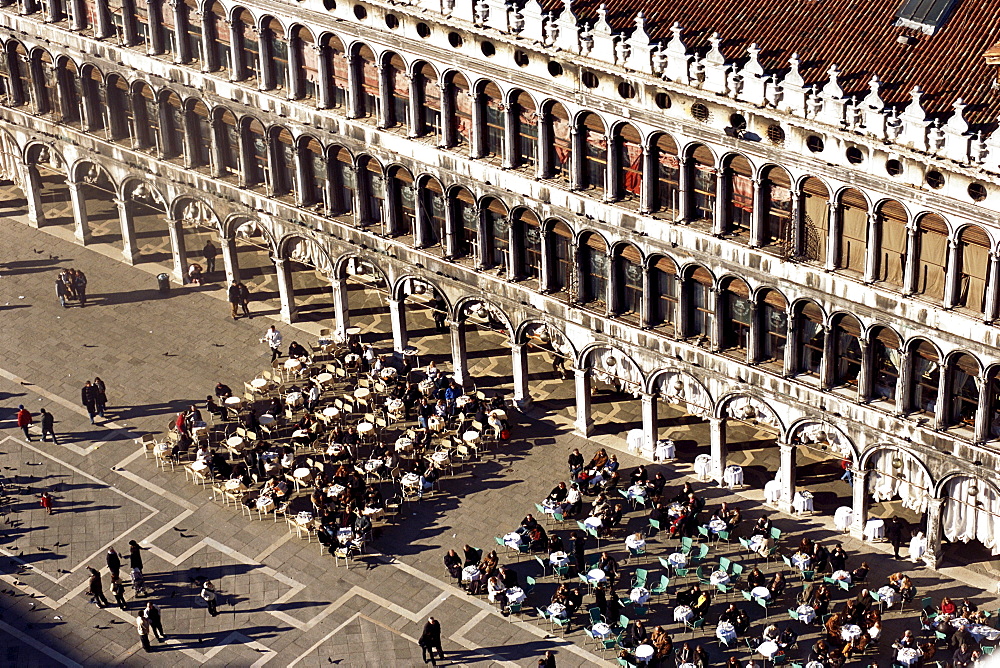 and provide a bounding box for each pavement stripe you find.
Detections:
[0,618,83,667]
